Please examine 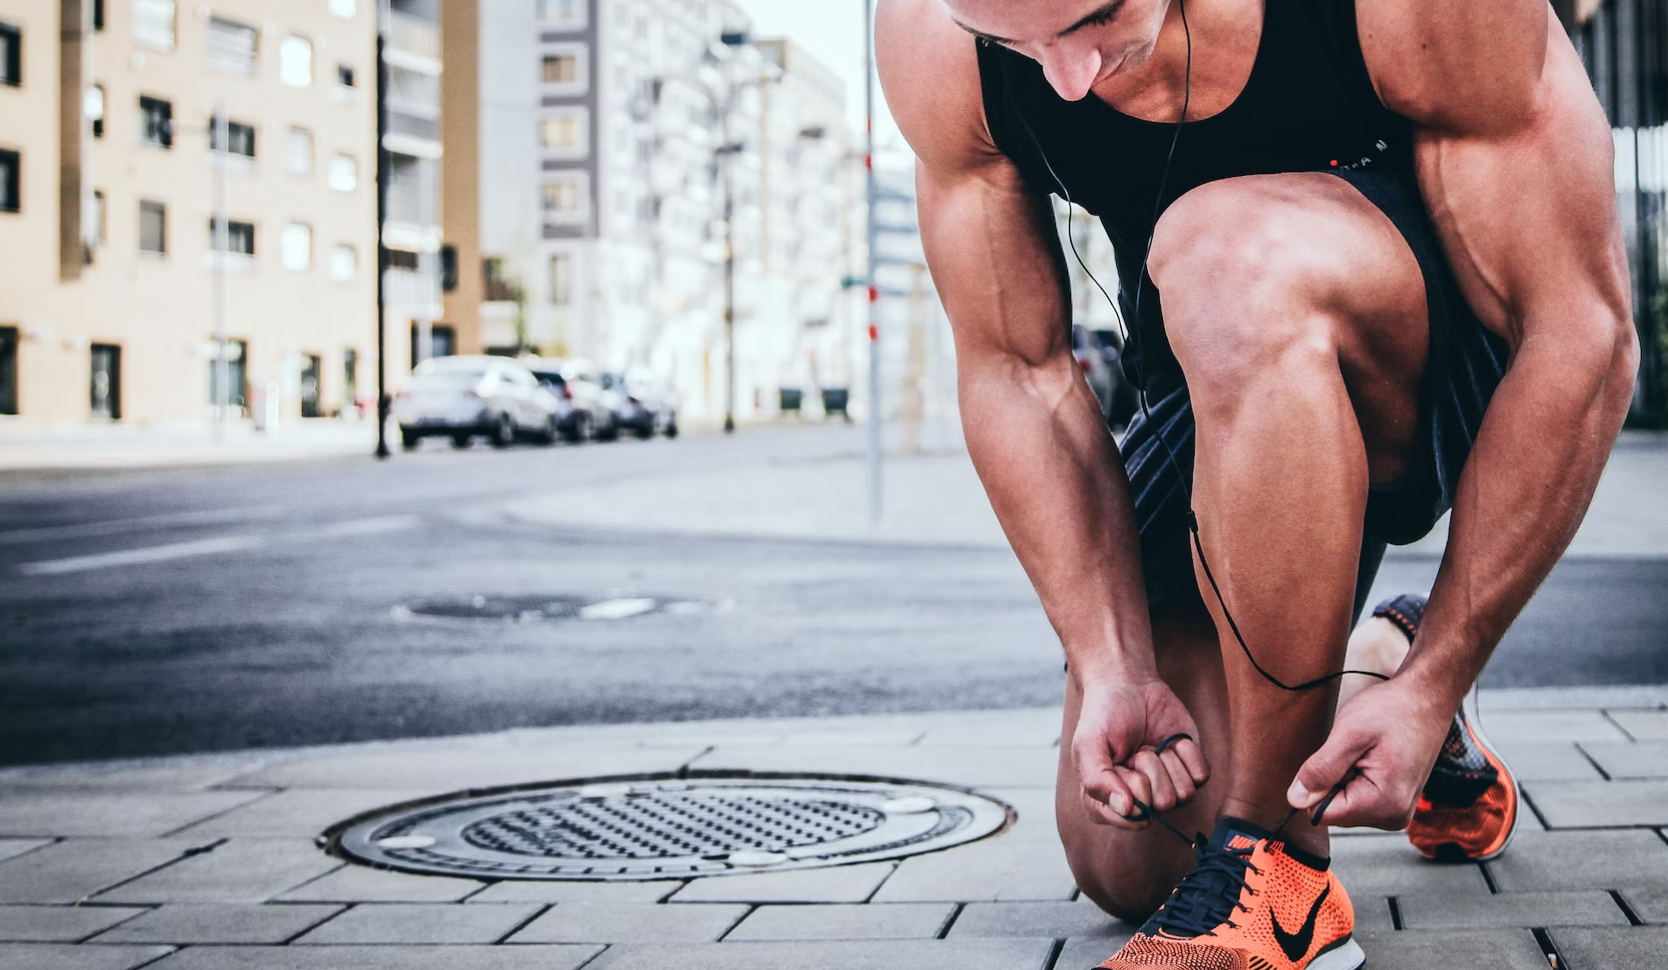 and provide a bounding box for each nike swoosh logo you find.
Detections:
[1271,883,1330,962]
